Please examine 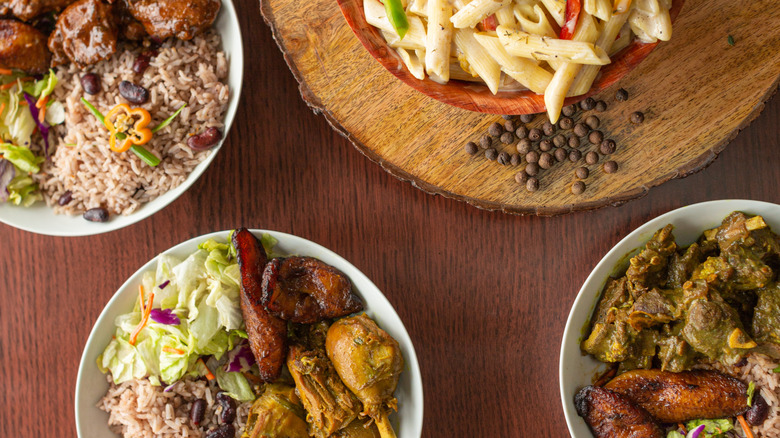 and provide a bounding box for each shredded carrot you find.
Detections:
[0,102,5,118]
[0,68,13,75]
[35,94,49,109]
[38,104,46,123]
[129,287,154,345]
[738,415,754,438]
[138,285,146,314]
[199,358,216,380]
[162,346,186,355]
[0,82,16,90]
[677,423,687,434]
